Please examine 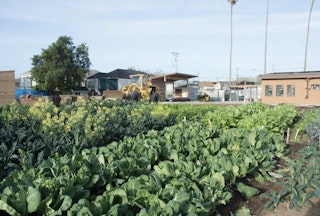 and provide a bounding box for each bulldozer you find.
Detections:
[103,74,161,102]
